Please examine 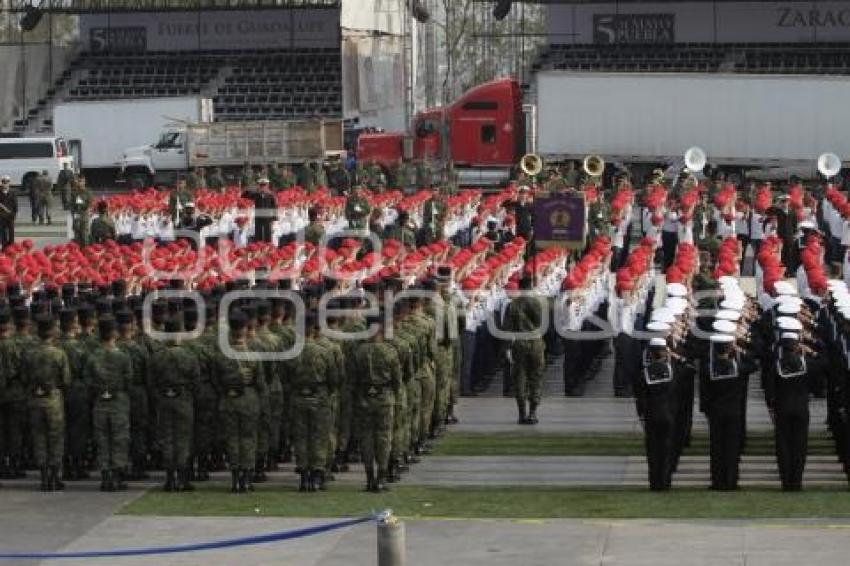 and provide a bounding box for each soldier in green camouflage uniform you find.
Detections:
[3,307,34,478]
[184,304,219,481]
[22,316,70,491]
[432,272,457,434]
[208,167,227,192]
[116,310,151,480]
[252,301,285,481]
[292,314,337,491]
[268,294,296,465]
[239,162,255,189]
[241,305,271,483]
[214,310,266,493]
[69,178,93,246]
[315,313,344,478]
[62,305,96,480]
[87,316,134,491]
[333,296,367,470]
[409,293,437,450]
[504,277,546,424]
[149,317,200,492]
[387,300,417,481]
[353,314,401,492]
